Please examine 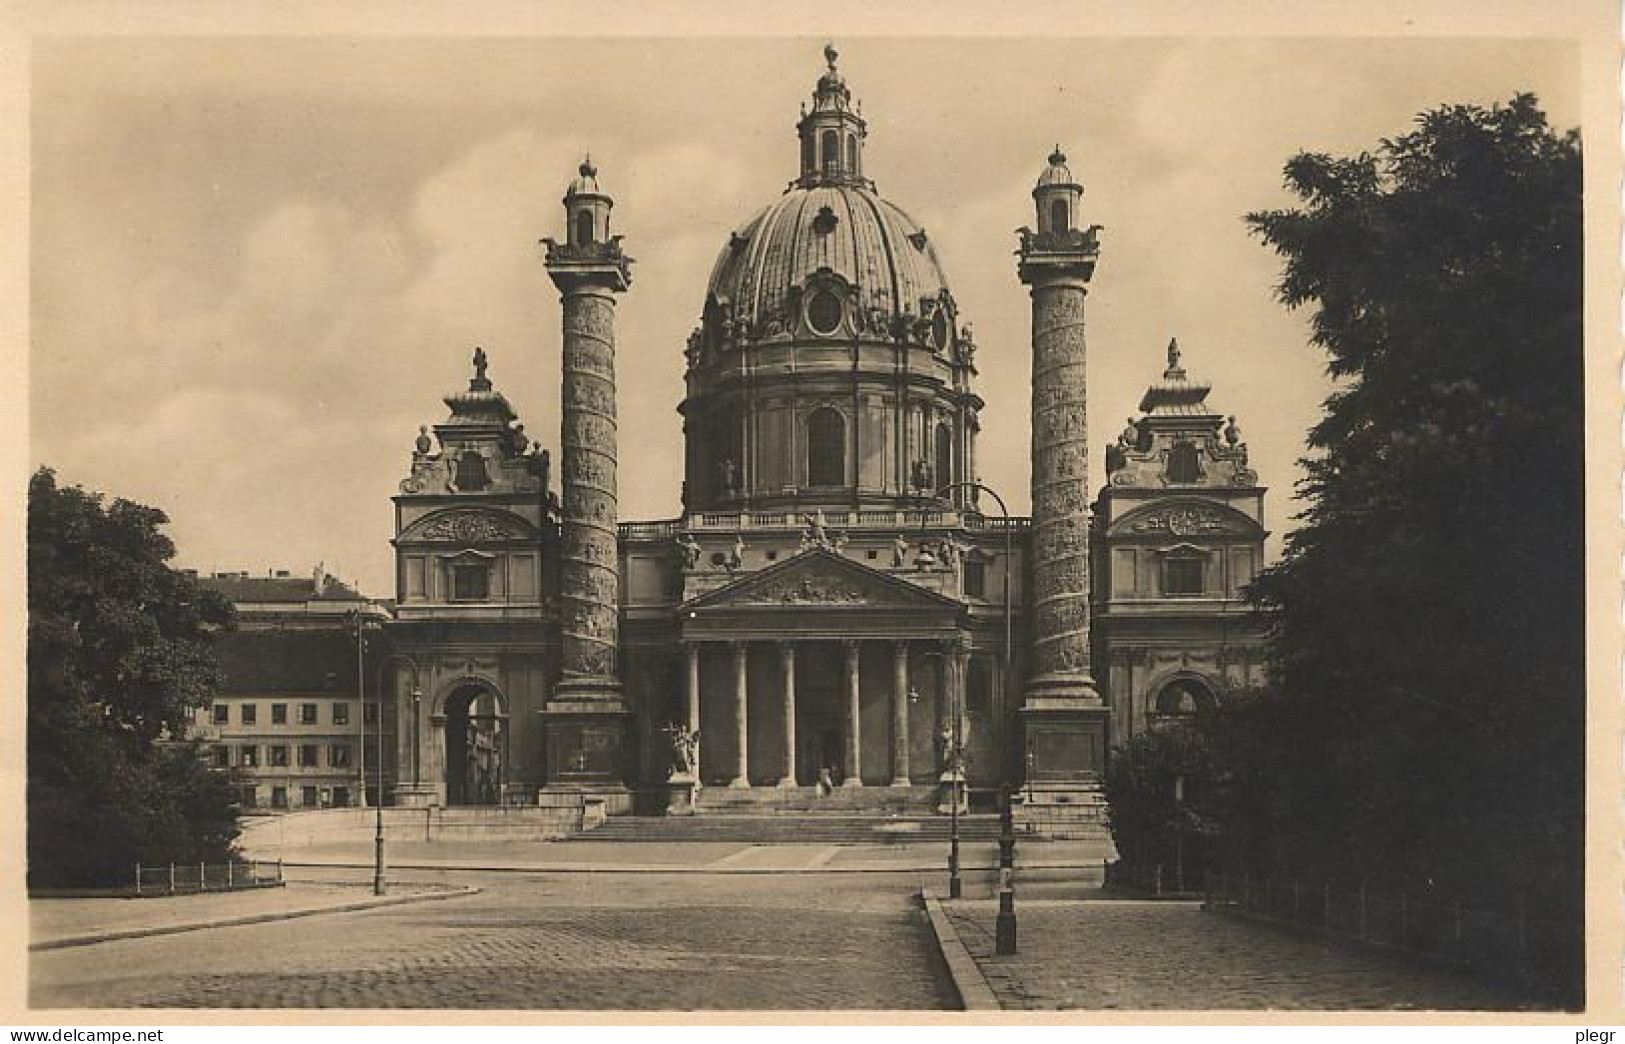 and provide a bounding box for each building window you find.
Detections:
[300,703,318,725]
[934,424,954,493]
[333,786,350,808]
[1050,197,1069,234]
[801,134,814,173]
[330,745,352,769]
[364,702,379,726]
[575,209,594,246]
[332,702,349,726]
[239,786,258,809]
[298,745,319,768]
[1166,441,1201,484]
[271,703,287,725]
[964,559,987,600]
[821,129,838,175]
[301,785,319,808]
[240,746,258,768]
[240,703,257,726]
[1162,552,1206,597]
[212,746,230,769]
[847,133,859,174]
[212,703,229,726]
[807,407,846,486]
[455,451,490,491]
[268,745,289,767]
[452,561,491,601]
[806,288,843,336]
[271,786,288,809]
